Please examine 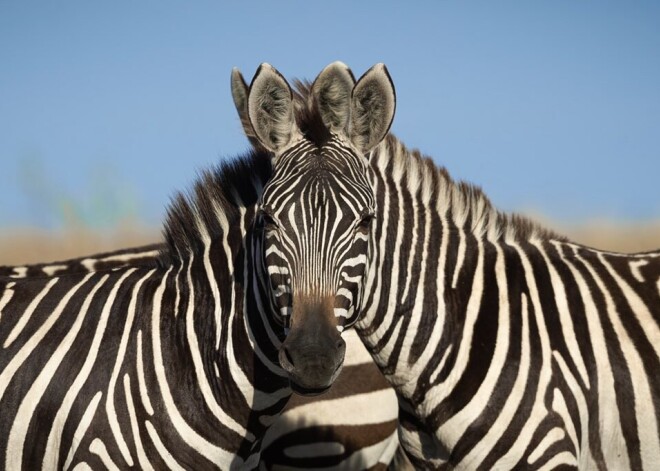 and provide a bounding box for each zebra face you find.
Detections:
[259,137,376,331]
[242,61,395,393]
[258,137,375,394]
